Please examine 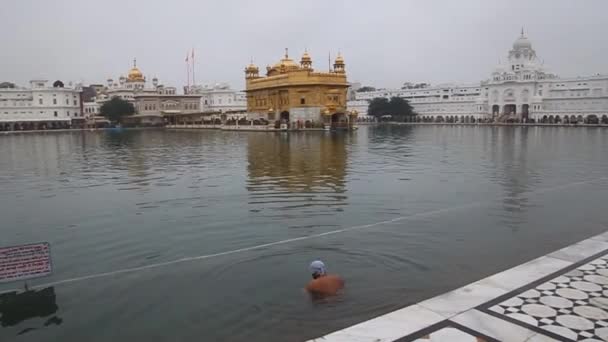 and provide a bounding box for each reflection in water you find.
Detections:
[0,287,62,335]
[102,131,152,186]
[247,133,349,214]
[489,127,541,226]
